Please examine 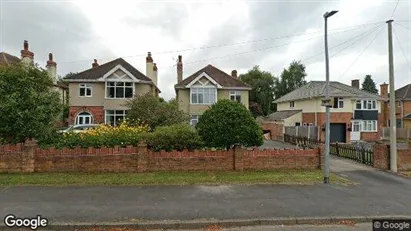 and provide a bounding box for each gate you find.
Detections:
[330,142,373,166]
